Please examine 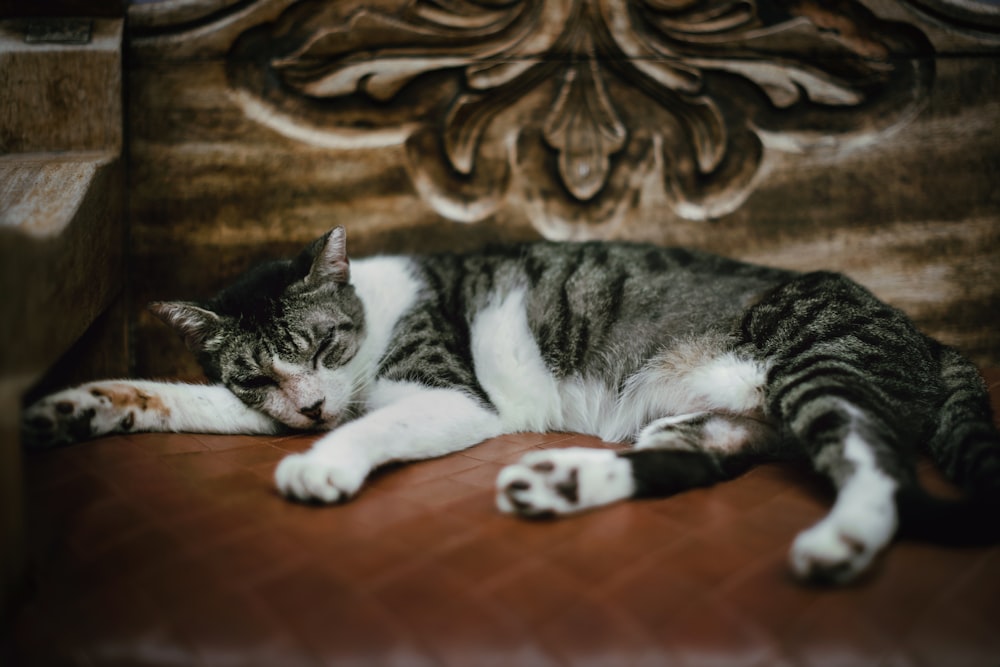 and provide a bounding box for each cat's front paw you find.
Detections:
[22,384,147,448]
[496,448,634,518]
[274,450,369,504]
